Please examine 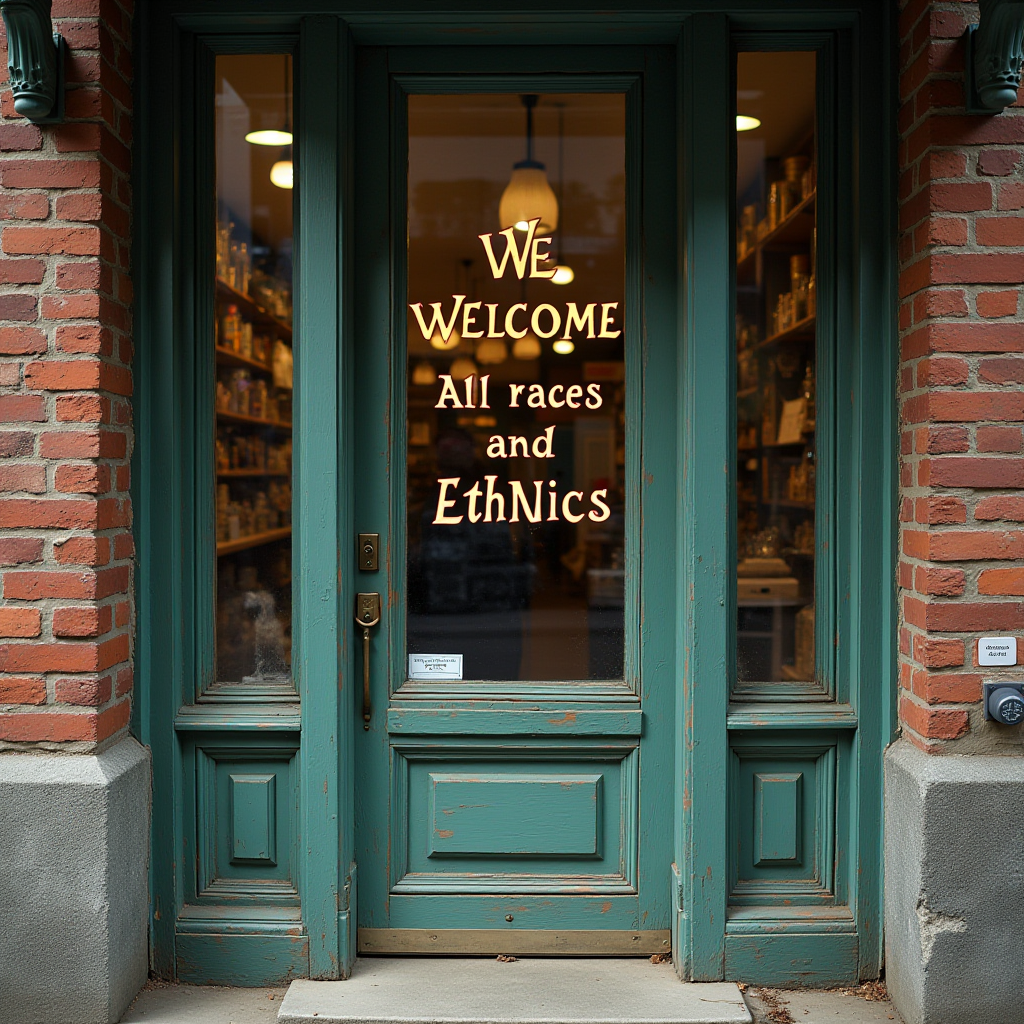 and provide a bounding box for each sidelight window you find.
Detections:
[734,52,820,689]
[212,54,296,689]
